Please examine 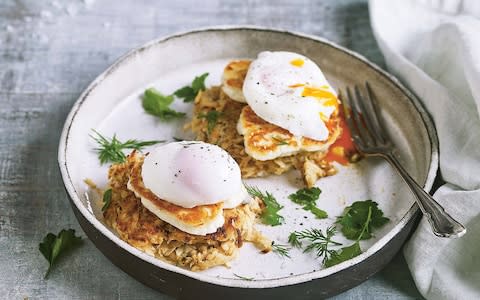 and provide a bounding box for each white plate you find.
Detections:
[58,26,438,296]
